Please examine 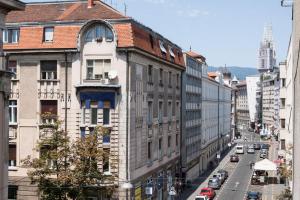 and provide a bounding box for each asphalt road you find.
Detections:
[215,131,260,200]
